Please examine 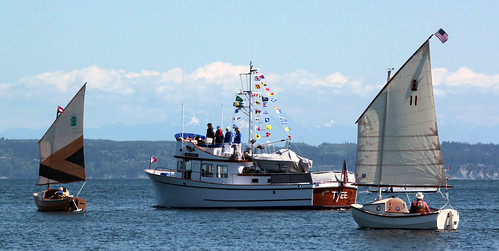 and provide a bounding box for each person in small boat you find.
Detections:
[51,187,69,199]
[206,123,215,144]
[62,187,70,197]
[215,126,224,144]
[409,192,431,214]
